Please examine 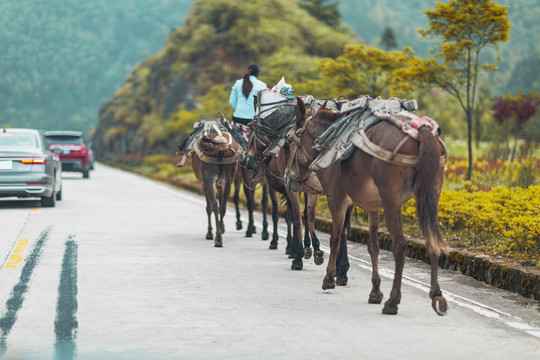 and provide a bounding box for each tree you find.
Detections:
[300,0,341,29]
[393,0,511,180]
[317,44,415,98]
[492,92,540,161]
[380,26,398,51]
